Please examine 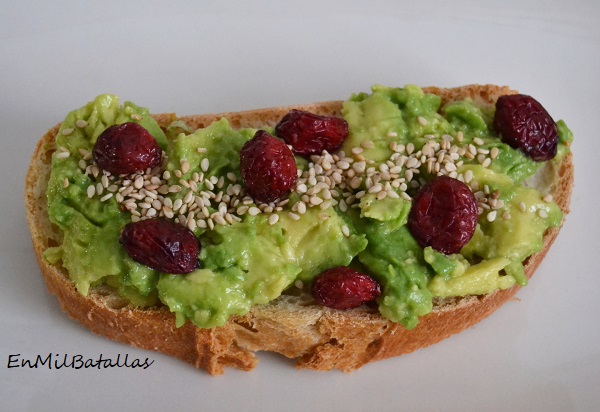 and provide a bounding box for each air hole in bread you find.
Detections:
[234,320,259,334]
